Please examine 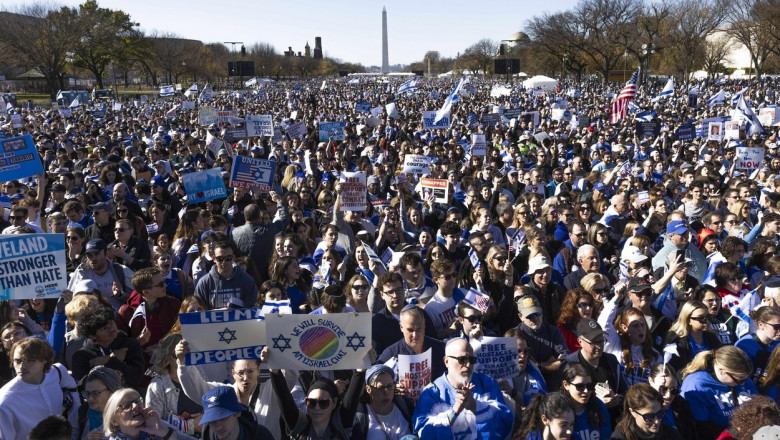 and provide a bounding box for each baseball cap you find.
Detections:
[73,279,98,294]
[84,239,107,254]
[593,182,606,192]
[51,183,67,192]
[577,318,604,341]
[753,425,780,440]
[621,245,648,263]
[88,201,112,212]
[199,386,246,425]
[367,175,380,185]
[151,175,166,187]
[516,295,543,317]
[528,255,551,274]
[666,220,691,235]
[251,146,262,152]
[627,277,653,295]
